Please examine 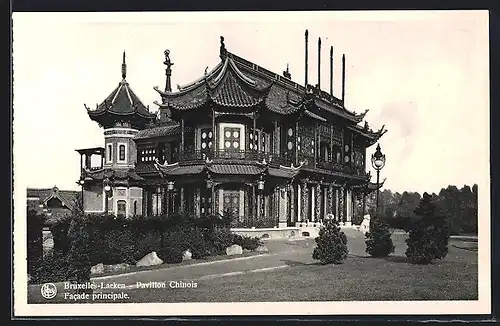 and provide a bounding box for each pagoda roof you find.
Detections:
[81,167,144,182]
[86,52,156,129]
[154,38,367,124]
[349,122,388,147]
[154,55,272,112]
[135,121,180,140]
[152,160,300,179]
